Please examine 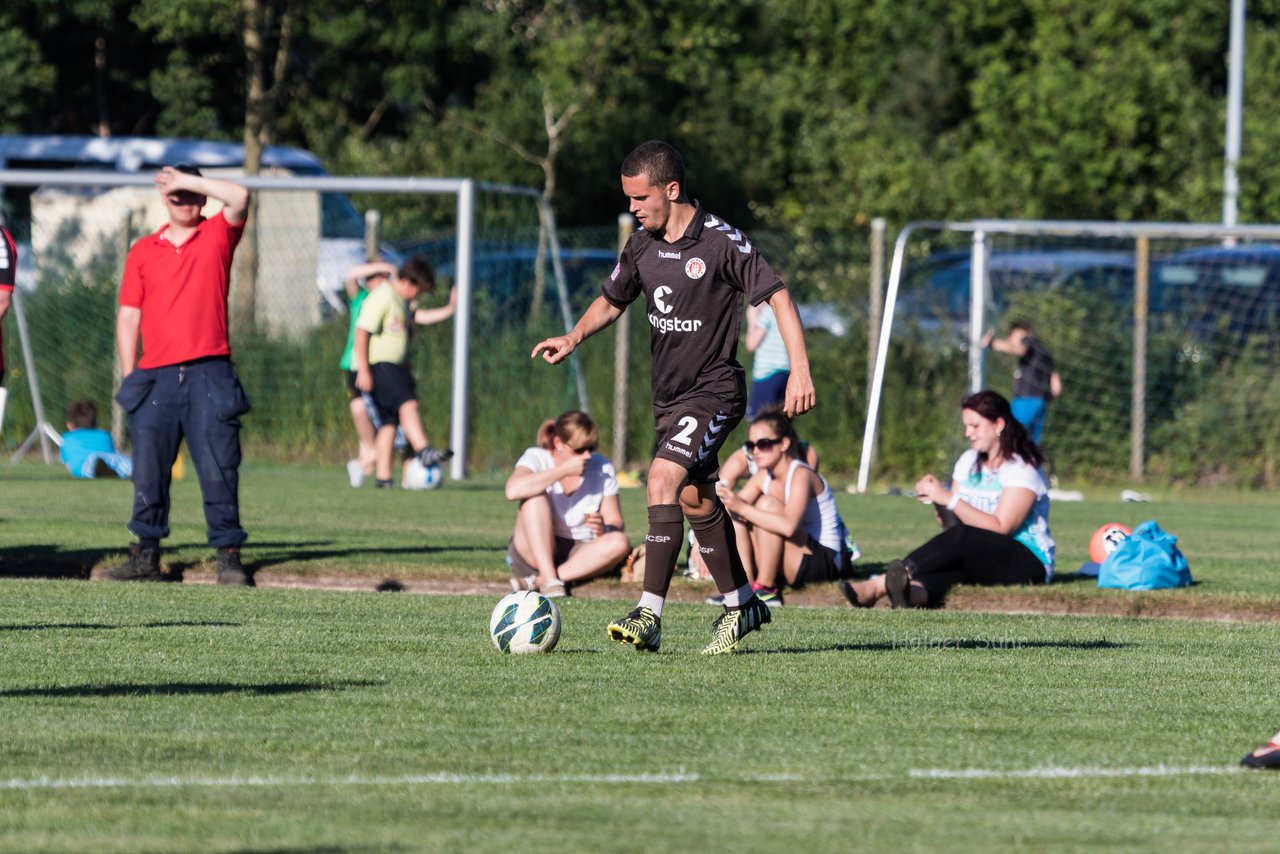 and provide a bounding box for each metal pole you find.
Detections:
[364,208,381,261]
[612,213,633,467]
[10,288,52,463]
[449,179,475,480]
[868,218,886,385]
[856,222,946,493]
[540,199,588,412]
[1131,236,1149,480]
[969,230,989,393]
[1223,0,1245,227]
